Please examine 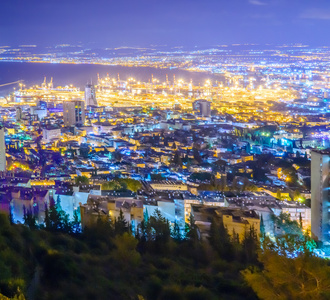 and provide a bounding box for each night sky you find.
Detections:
[1,0,330,47]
